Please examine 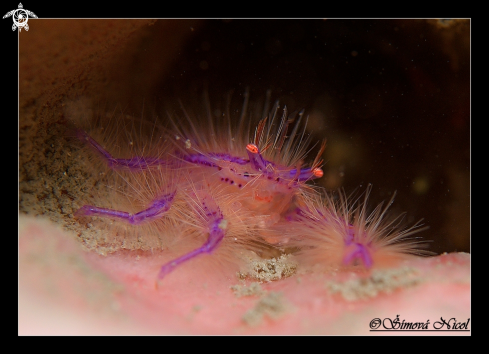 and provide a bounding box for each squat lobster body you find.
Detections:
[74,99,325,281]
[73,94,429,283]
